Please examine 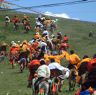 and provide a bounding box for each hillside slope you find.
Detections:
[0,11,96,57]
[0,11,96,95]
